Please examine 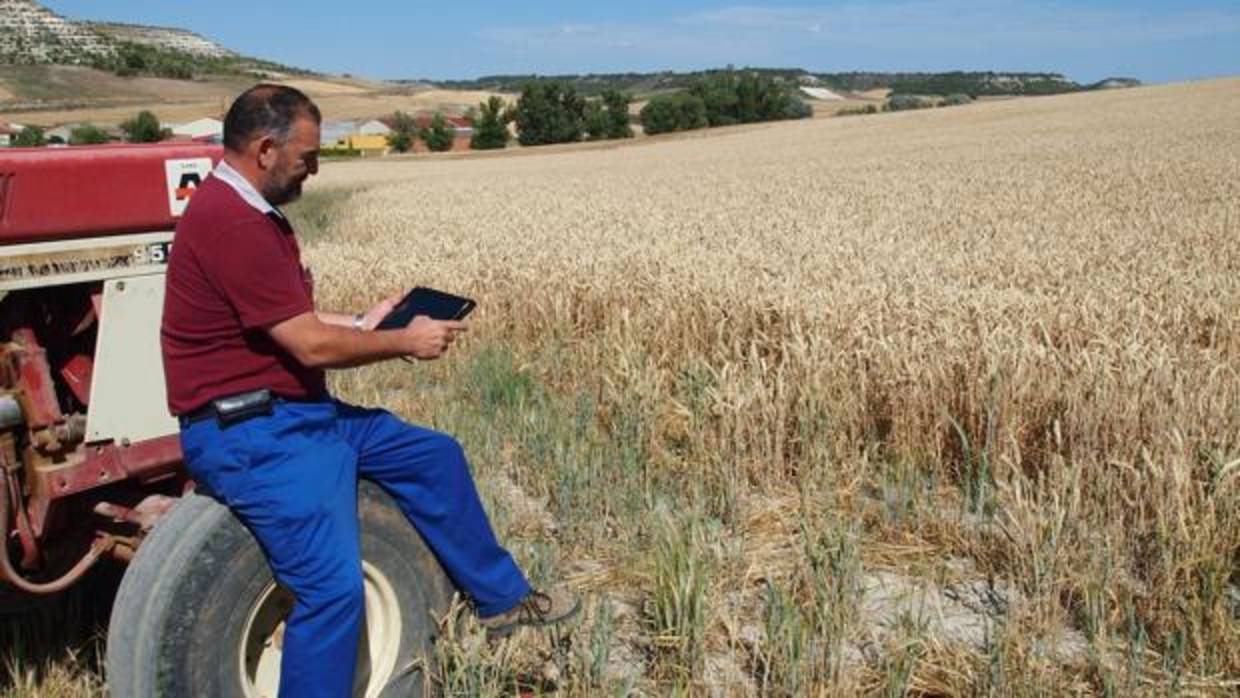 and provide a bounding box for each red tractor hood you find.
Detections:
[0,143,223,245]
